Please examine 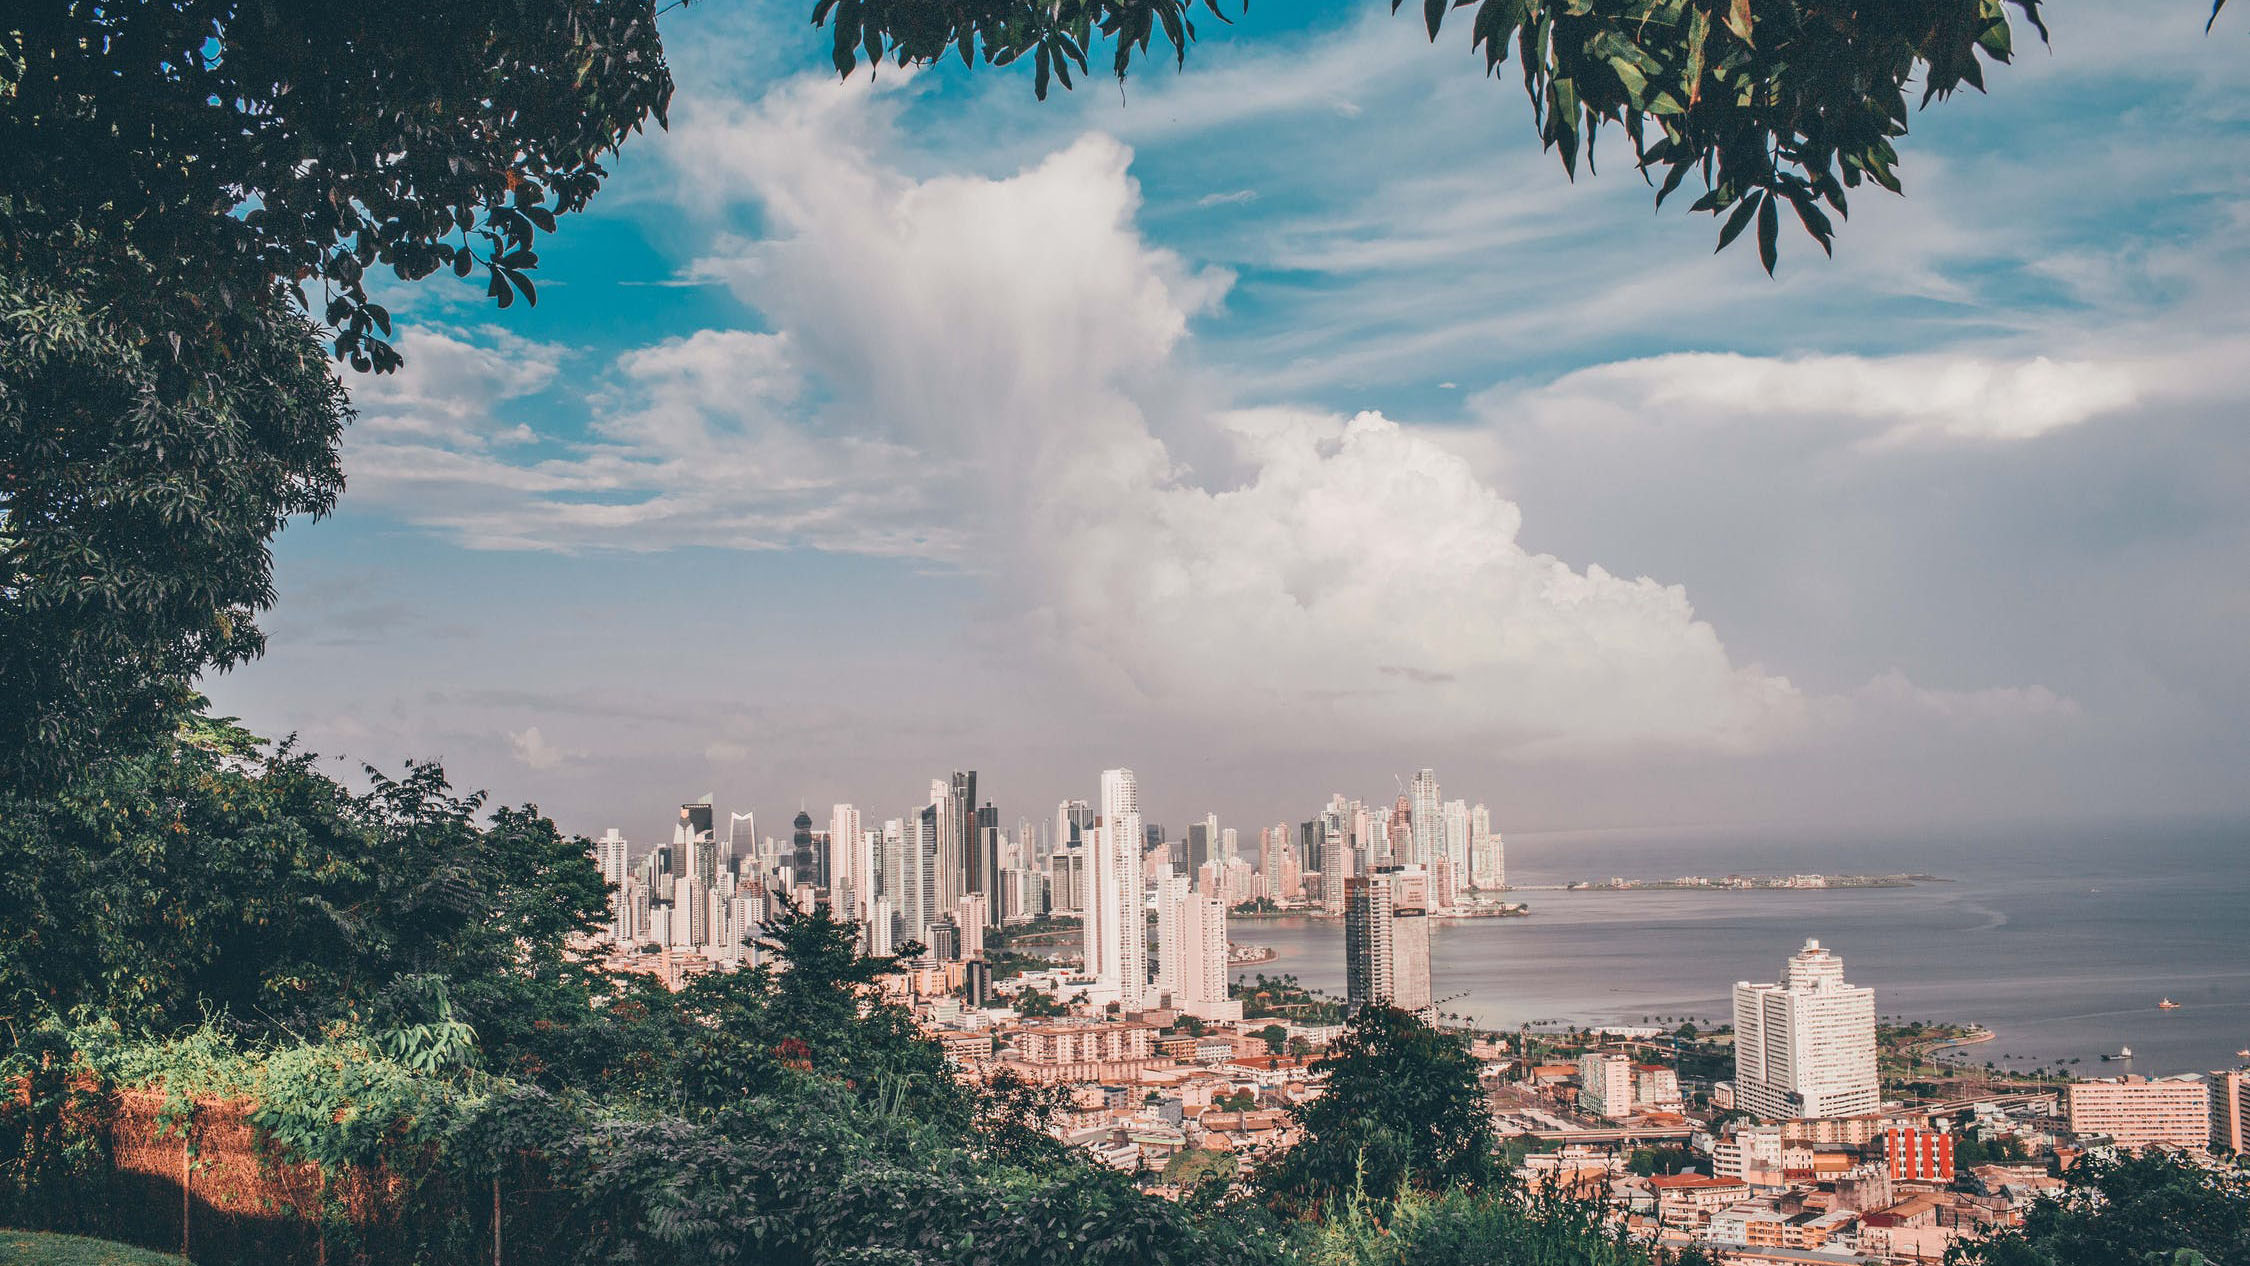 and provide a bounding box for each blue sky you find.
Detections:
[207,1,2250,848]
